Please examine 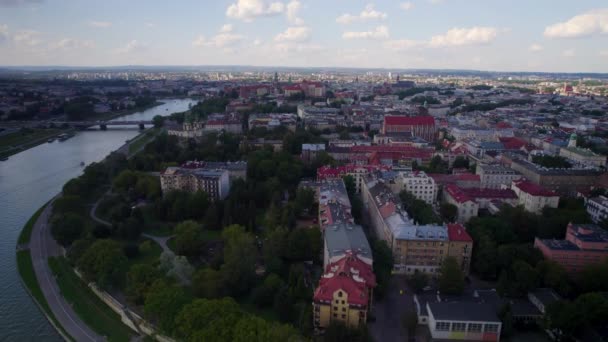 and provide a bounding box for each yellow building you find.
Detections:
[313,253,376,331]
